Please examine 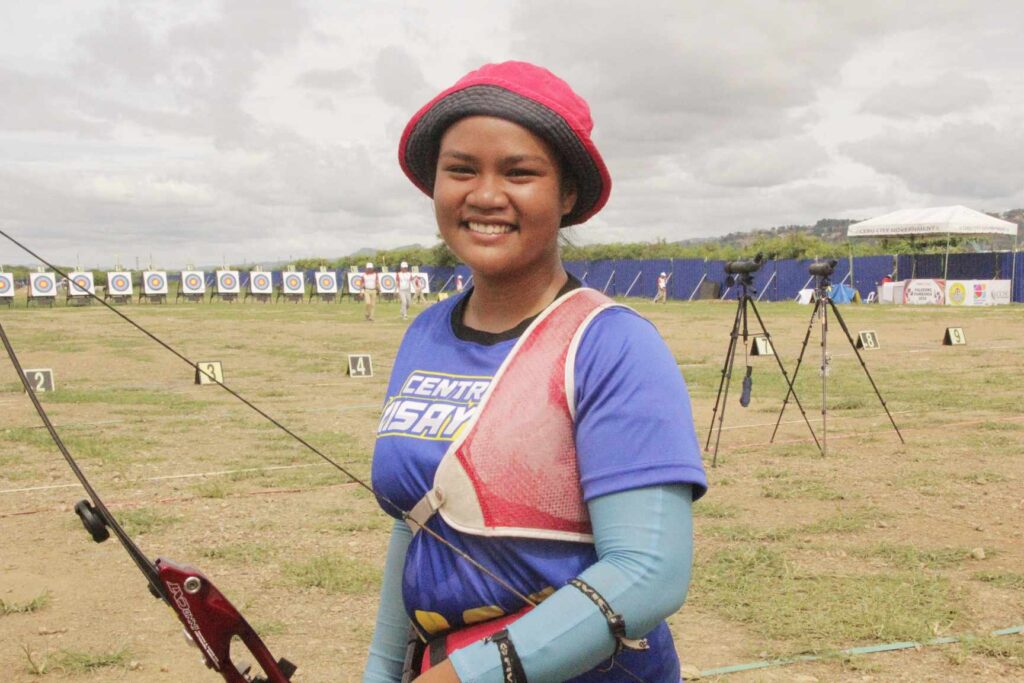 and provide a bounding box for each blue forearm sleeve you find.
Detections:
[449,484,694,683]
[363,518,414,683]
